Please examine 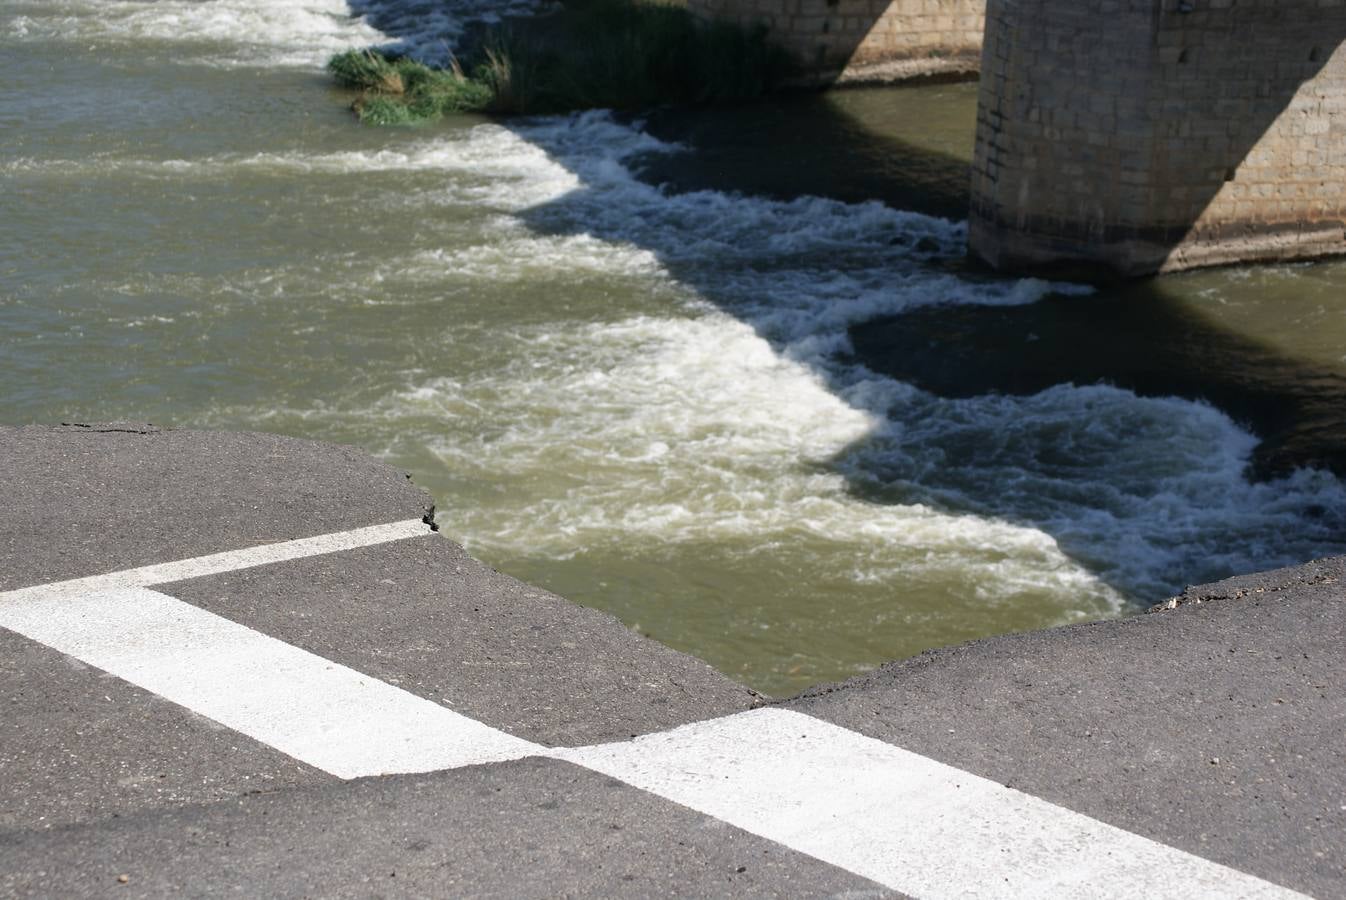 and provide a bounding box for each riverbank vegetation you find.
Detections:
[329,0,794,124]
